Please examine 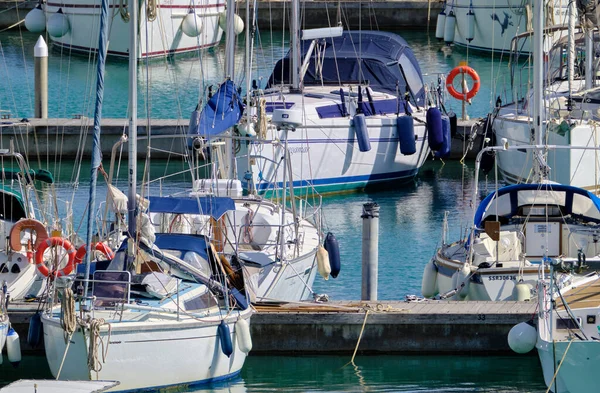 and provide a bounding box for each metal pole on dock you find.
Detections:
[361,202,379,300]
[34,36,48,119]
